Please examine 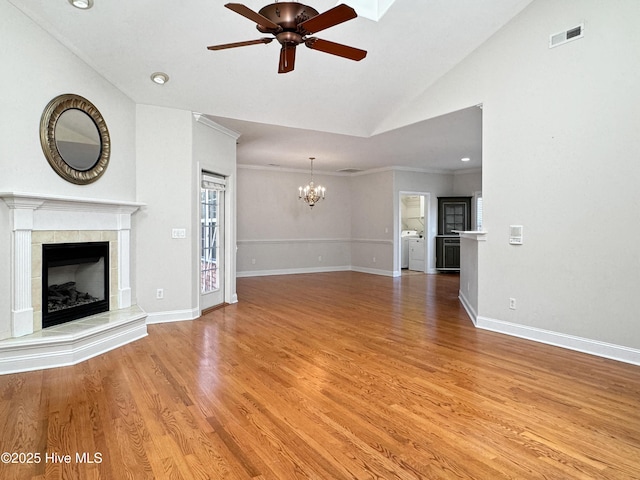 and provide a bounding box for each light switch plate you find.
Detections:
[172,228,186,239]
